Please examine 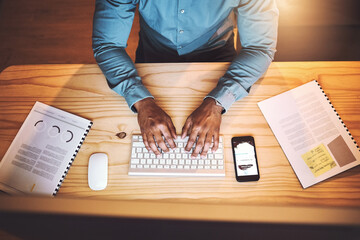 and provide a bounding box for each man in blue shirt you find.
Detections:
[93,0,278,158]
